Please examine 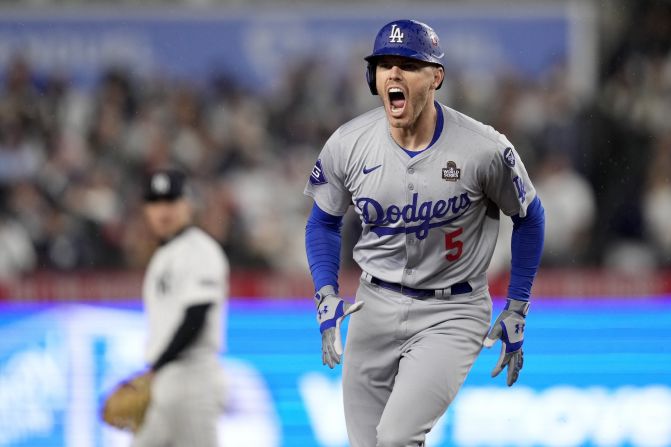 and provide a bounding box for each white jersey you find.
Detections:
[142,226,229,365]
[304,103,536,289]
